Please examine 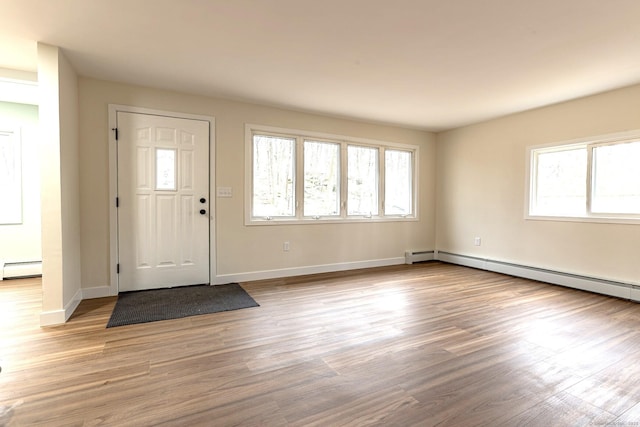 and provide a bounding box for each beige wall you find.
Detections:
[78,78,436,288]
[436,83,640,284]
[38,44,81,323]
[58,50,82,305]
